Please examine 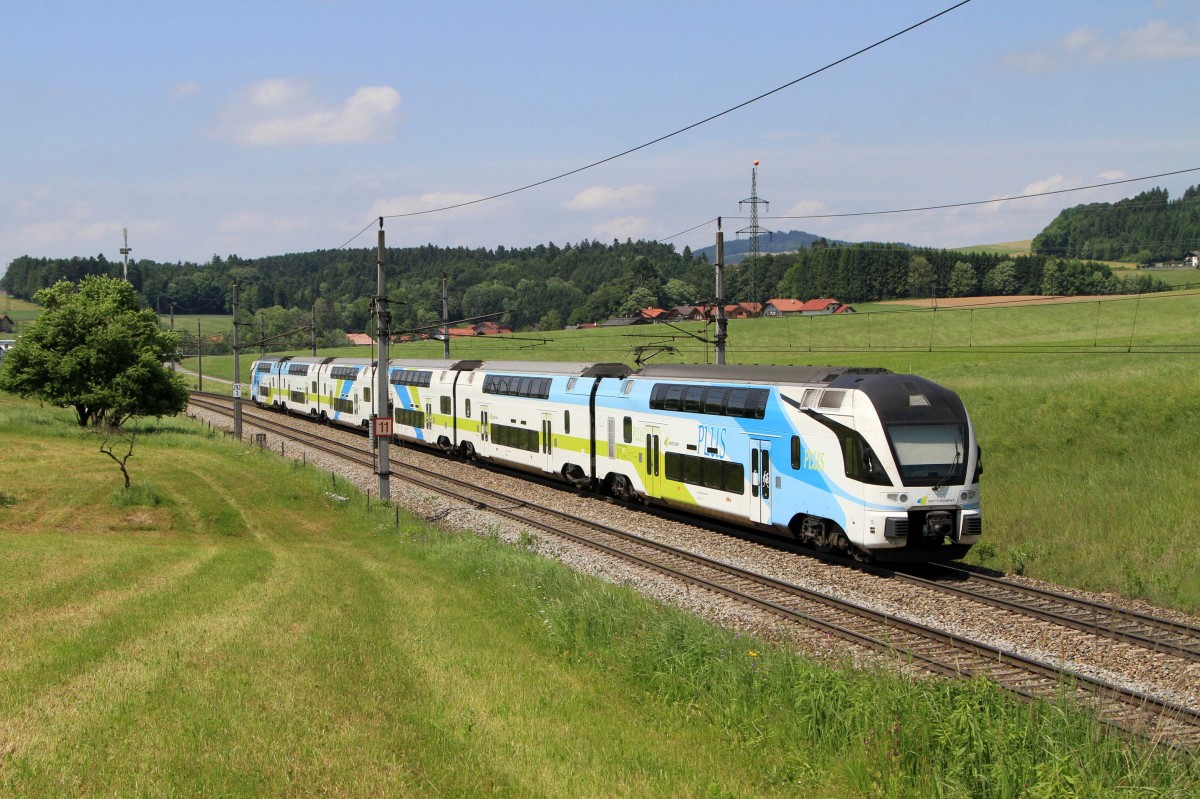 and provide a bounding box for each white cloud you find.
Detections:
[590,216,652,242]
[1005,20,1200,71]
[172,81,202,99]
[212,79,401,145]
[561,184,653,211]
[780,199,829,218]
